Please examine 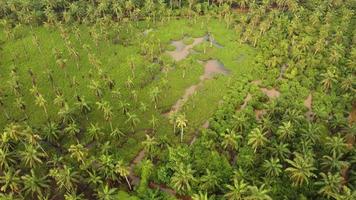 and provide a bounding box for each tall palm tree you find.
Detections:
[224,178,248,200]
[321,152,349,172]
[115,160,132,190]
[285,153,316,186]
[171,163,196,194]
[176,113,188,142]
[0,148,16,170]
[247,127,268,152]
